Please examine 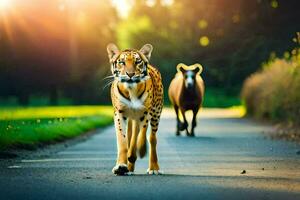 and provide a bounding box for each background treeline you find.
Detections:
[0,0,299,106]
